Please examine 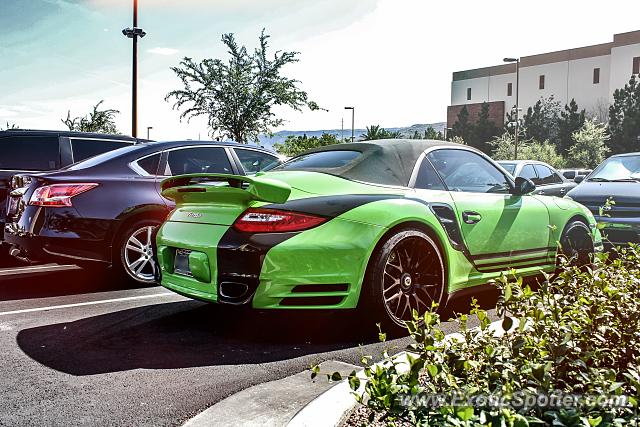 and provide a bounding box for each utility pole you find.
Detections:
[146,126,153,140]
[504,57,520,159]
[341,118,344,141]
[344,107,354,142]
[123,0,146,137]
